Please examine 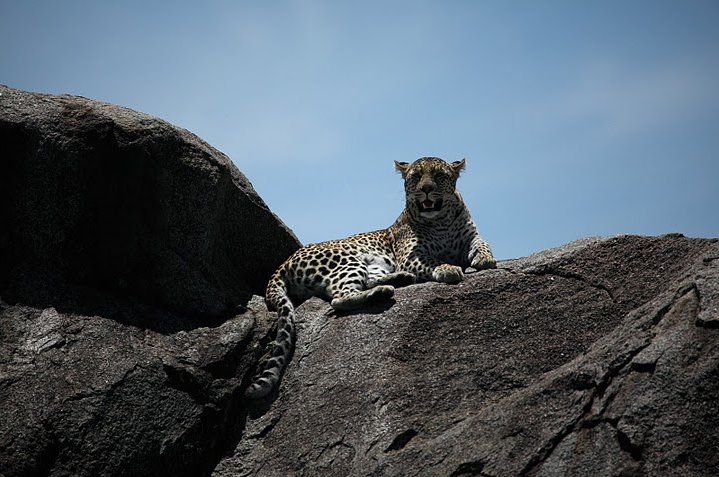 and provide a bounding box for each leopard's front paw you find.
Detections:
[471,255,497,271]
[432,264,464,284]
